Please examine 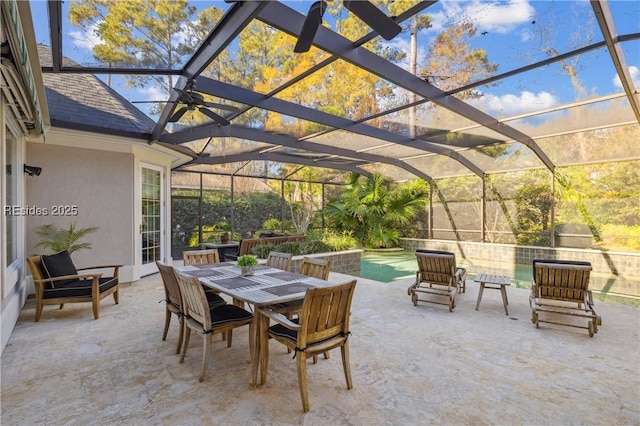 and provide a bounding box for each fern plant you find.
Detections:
[35,223,99,254]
